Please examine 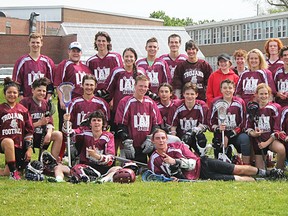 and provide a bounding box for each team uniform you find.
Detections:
[104,66,146,113]
[136,58,172,94]
[168,99,208,156]
[246,102,281,155]
[68,96,110,129]
[86,52,123,91]
[159,53,187,78]
[20,97,53,149]
[73,129,115,174]
[54,59,93,130]
[267,58,284,77]
[172,59,212,101]
[274,66,288,107]
[208,96,250,160]
[236,69,276,104]
[148,142,236,181]
[114,95,162,162]
[278,106,288,157]
[0,103,34,170]
[13,54,54,97]
[157,98,181,133]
